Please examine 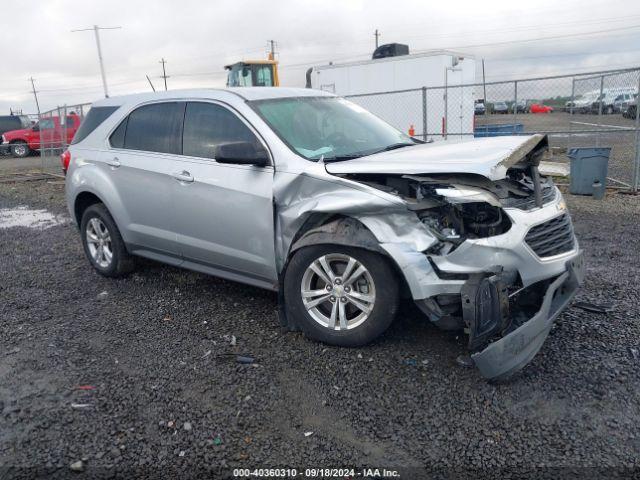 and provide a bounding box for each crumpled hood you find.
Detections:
[325,134,547,181]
